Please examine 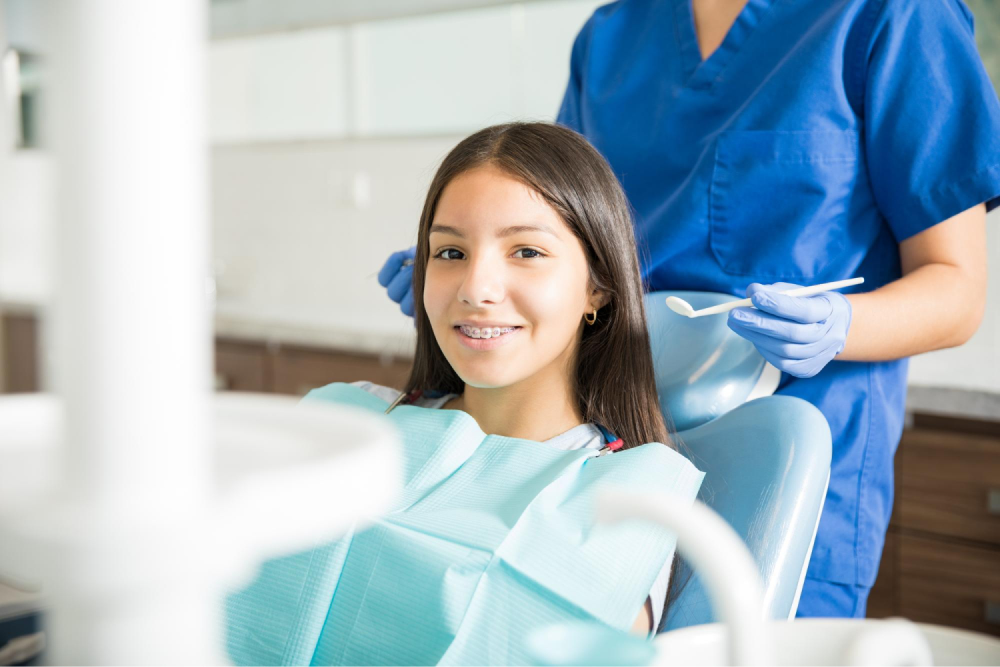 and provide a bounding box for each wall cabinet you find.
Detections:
[214,339,270,392]
[867,417,1000,637]
[269,344,410,396]
[215,338,411,396]
[0,312,38,393]
[1,313,411,398]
